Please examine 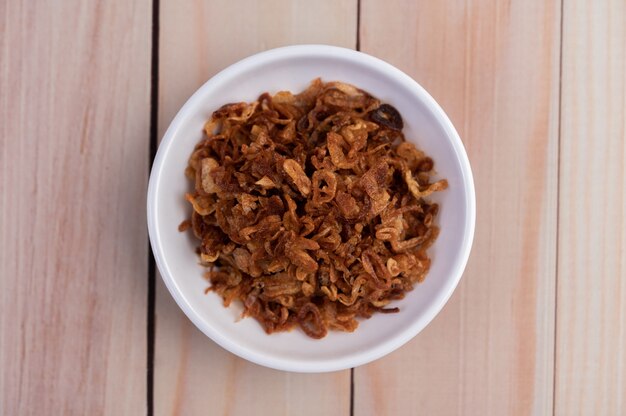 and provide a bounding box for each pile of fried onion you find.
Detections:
[180,79,447,339]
